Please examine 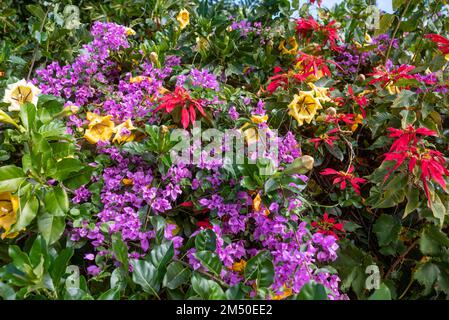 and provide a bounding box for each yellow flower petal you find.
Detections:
[176,9,190,30]
[113,119,136,144]
[84,113,115,144]
[288,91,322,126]
[0,192,19,239]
